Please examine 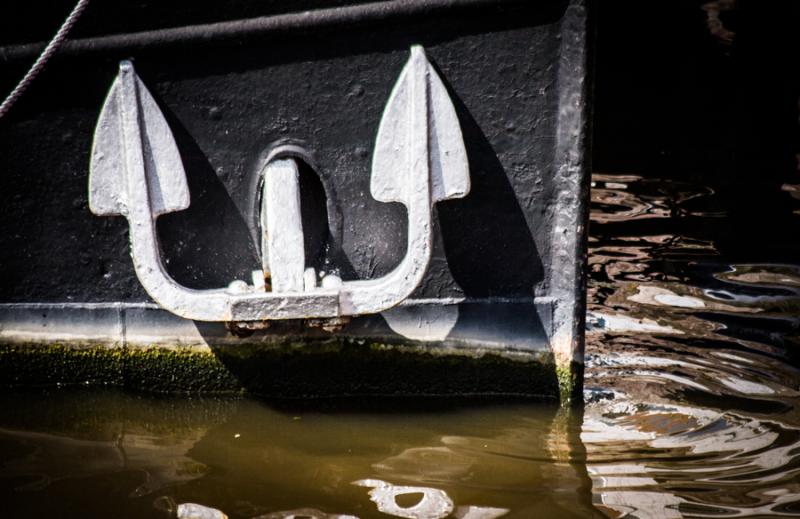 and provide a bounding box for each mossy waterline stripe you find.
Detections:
[0,299,573,400]
[0,341,559,399]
